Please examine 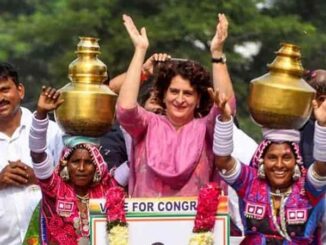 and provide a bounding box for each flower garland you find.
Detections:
[189,183,221,245]
[105,187,128,245]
